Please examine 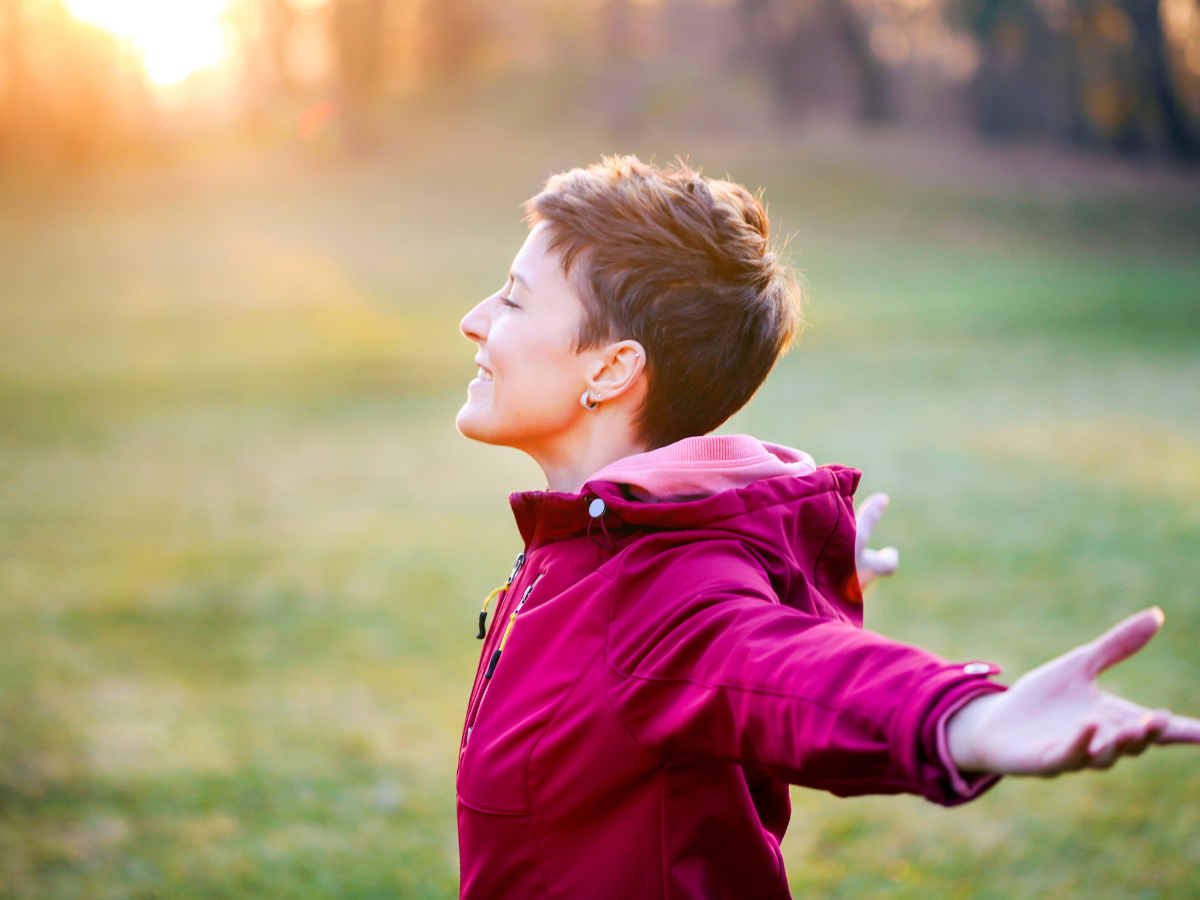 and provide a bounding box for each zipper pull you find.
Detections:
[509,551,526,583]
[477,587,504,639]
[484,573,543,679]
[476,551,526,639]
